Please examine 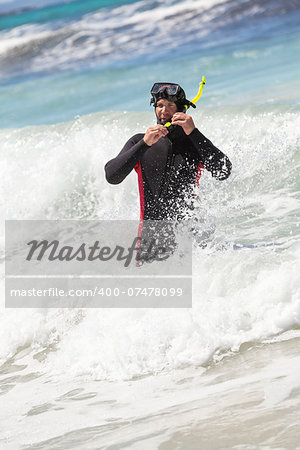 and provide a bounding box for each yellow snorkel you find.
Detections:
[188,75,206,110]
[164,76,206,128]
